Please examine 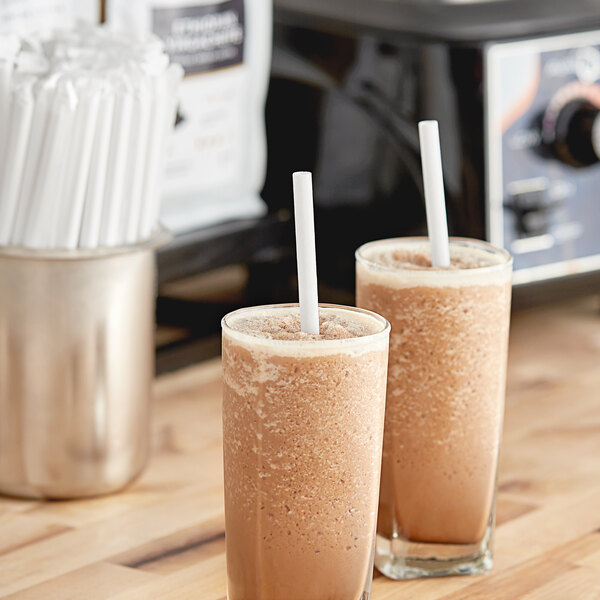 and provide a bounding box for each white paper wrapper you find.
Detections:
[0,81,34,244]
[0,35,20,178]
[10,75,58,245]
[21,78,78,248]
[98,76,134,247]
[55,76,102,248]
[79,88,115,248]
[122,70,152,244]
